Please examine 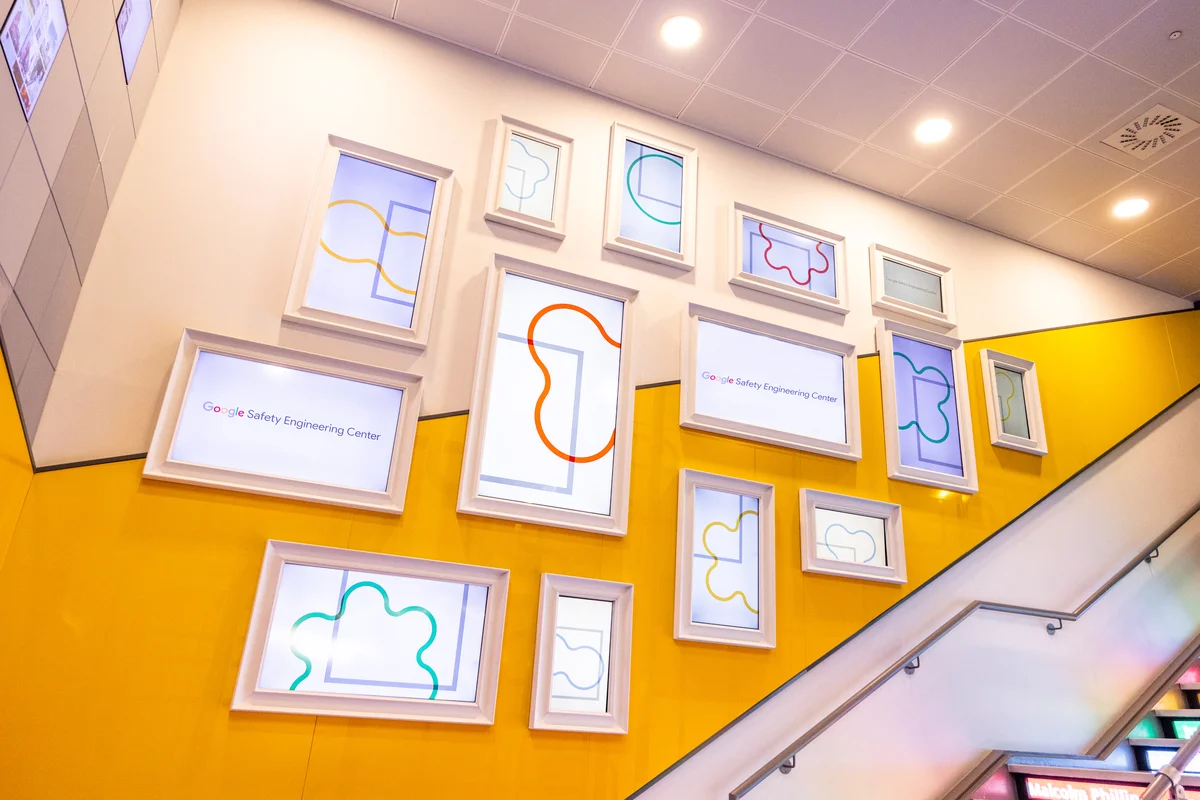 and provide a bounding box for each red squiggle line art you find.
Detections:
[526,303,621,464]
[759,222,830,287]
